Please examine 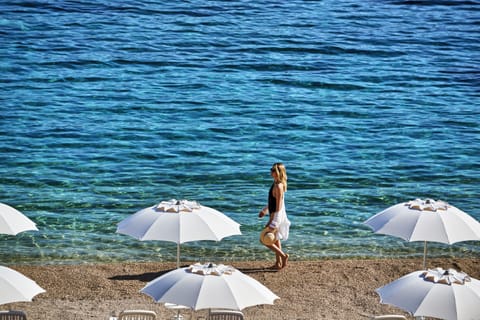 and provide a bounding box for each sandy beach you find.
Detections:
[3,257,478,320]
